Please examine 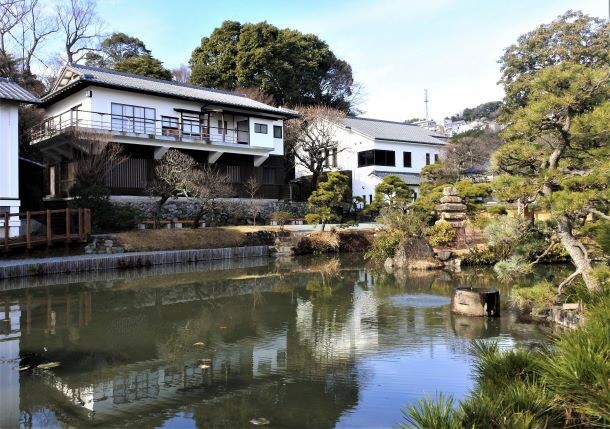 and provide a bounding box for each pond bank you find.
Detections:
[0,245,269,279]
